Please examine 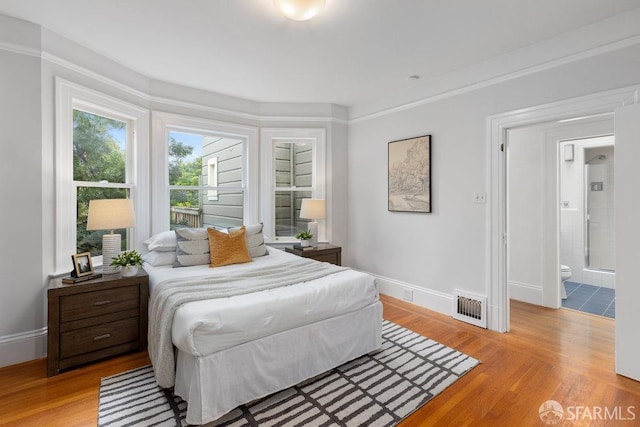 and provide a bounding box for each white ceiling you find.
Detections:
[2,0,640,116]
